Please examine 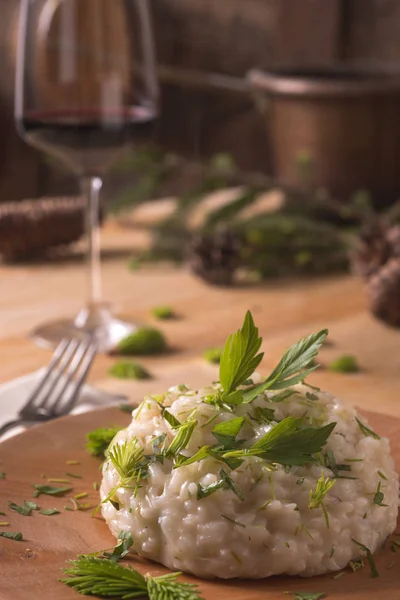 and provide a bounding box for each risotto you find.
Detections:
[100,316,398,579]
